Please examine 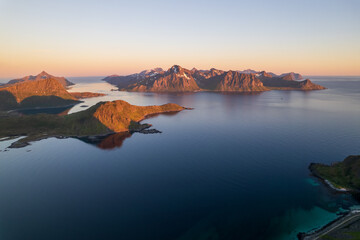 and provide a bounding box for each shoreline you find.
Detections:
[299,163,360,239]
[298,210,360,240]
[309,163,350,193]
